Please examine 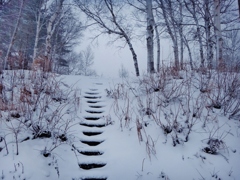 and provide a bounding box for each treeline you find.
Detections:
[75,0,240,76]
[0,0,84,74]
